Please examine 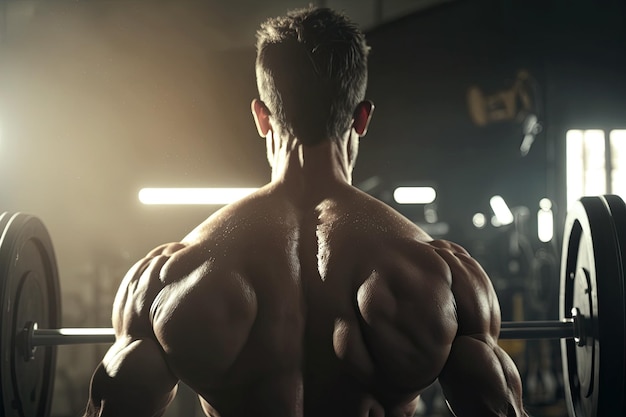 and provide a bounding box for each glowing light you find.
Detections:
[566,129,606,209]
[610,130,626,199]
[566,130,584,209]
[472,213,486,229]
[539,198,552,210]
[424,207,438,223]
[489,195,514,226]
[393,187,437,204]
[59,328,116,336]
[138,188,258,205]
[537,198,554,243]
